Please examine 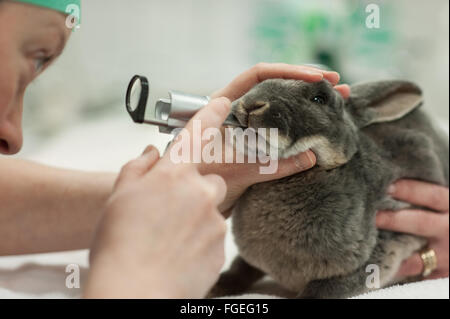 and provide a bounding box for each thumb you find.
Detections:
[250,150,316,184]
[115,145,160,188]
